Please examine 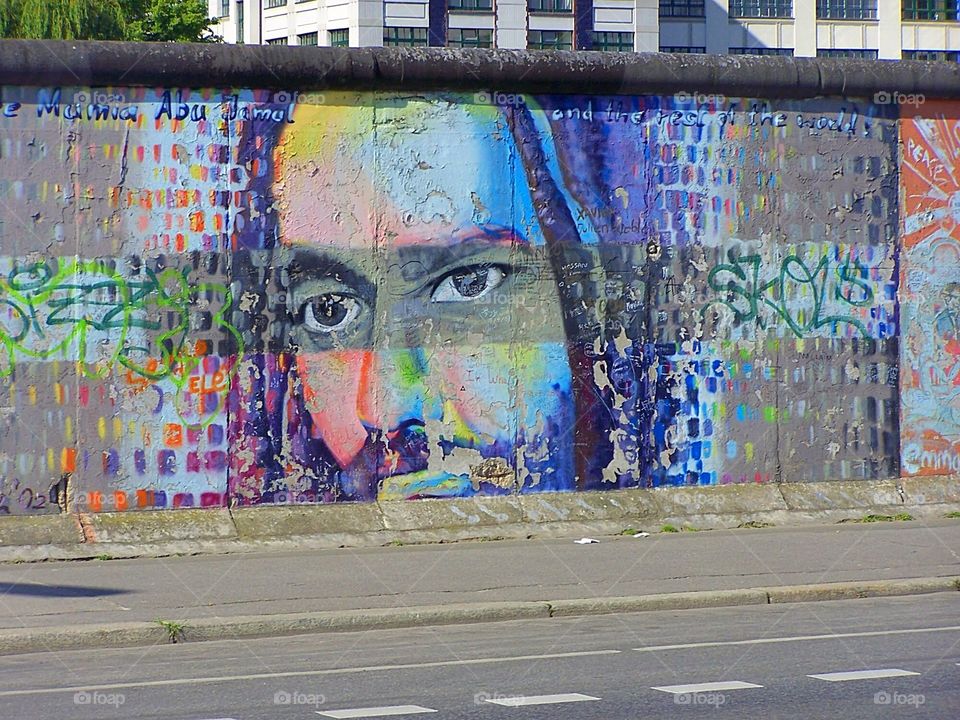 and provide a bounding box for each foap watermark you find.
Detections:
[474,91,527,106]
[474,691,526,705]
[73,690,125,707]
[874,690,925,707]
[873,91,925,107]
[273,689,327,708]
[674,691,727,707]
[293,91,328,106]
[72,89,126,106]
[674,91,727,106]
[476,290,530,320]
